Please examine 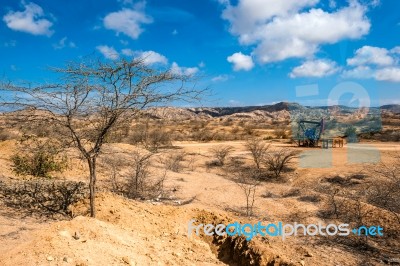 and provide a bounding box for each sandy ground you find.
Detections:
[0,139,399,265]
